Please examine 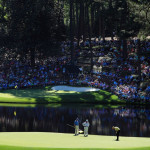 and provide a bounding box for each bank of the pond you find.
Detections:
[0,87,125,104]
[0,132,149,150]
